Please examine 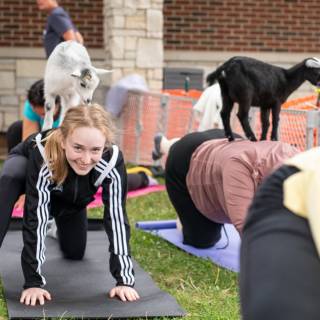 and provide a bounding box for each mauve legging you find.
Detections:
[165,129,241,248]
[240,165,320,320]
